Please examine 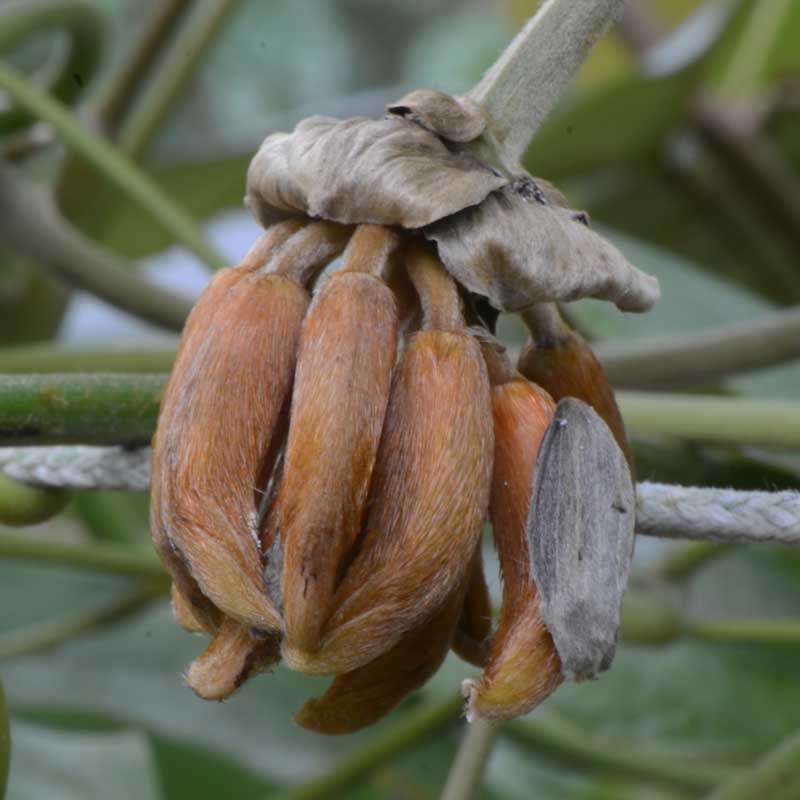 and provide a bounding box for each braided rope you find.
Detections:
[0,446,151,492]
[636,482,800,545]
[1,446,799,545]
